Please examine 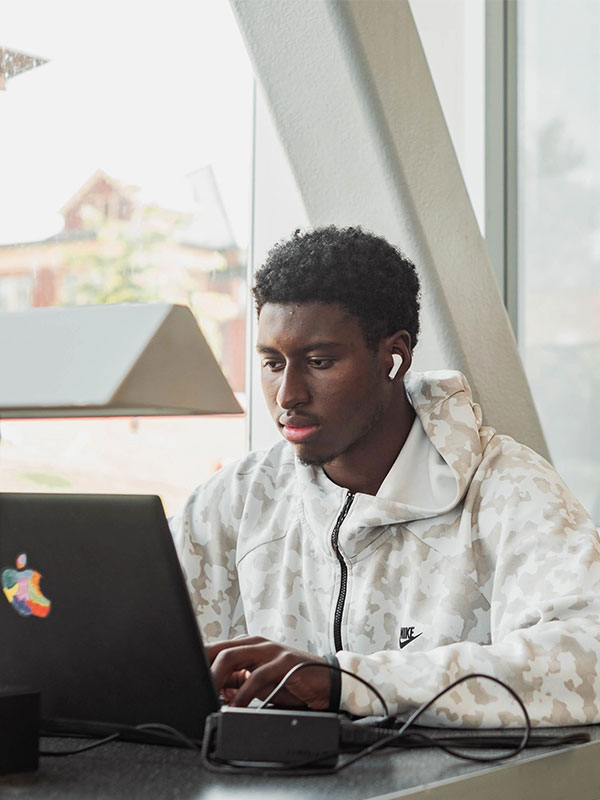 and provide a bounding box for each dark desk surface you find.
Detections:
[2,728,600,800]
